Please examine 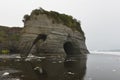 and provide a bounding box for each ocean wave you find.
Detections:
[90,51,120,56]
